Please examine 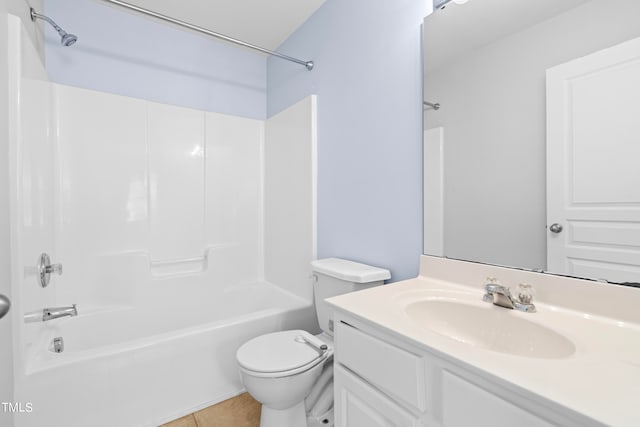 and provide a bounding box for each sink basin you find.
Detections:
[404,300,575,359]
